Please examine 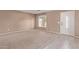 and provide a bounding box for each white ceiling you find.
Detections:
[19,10,52,14]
